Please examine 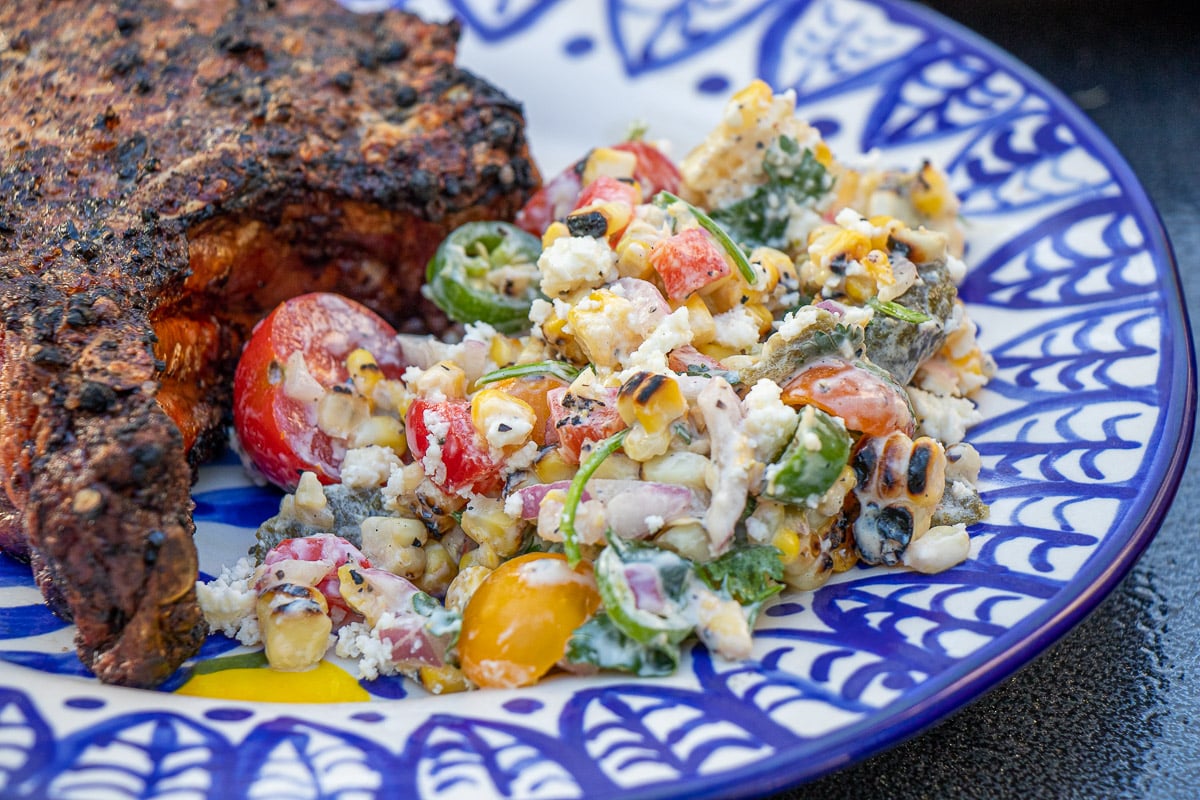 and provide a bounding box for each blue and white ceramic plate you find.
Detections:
[0,1,1193,798]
